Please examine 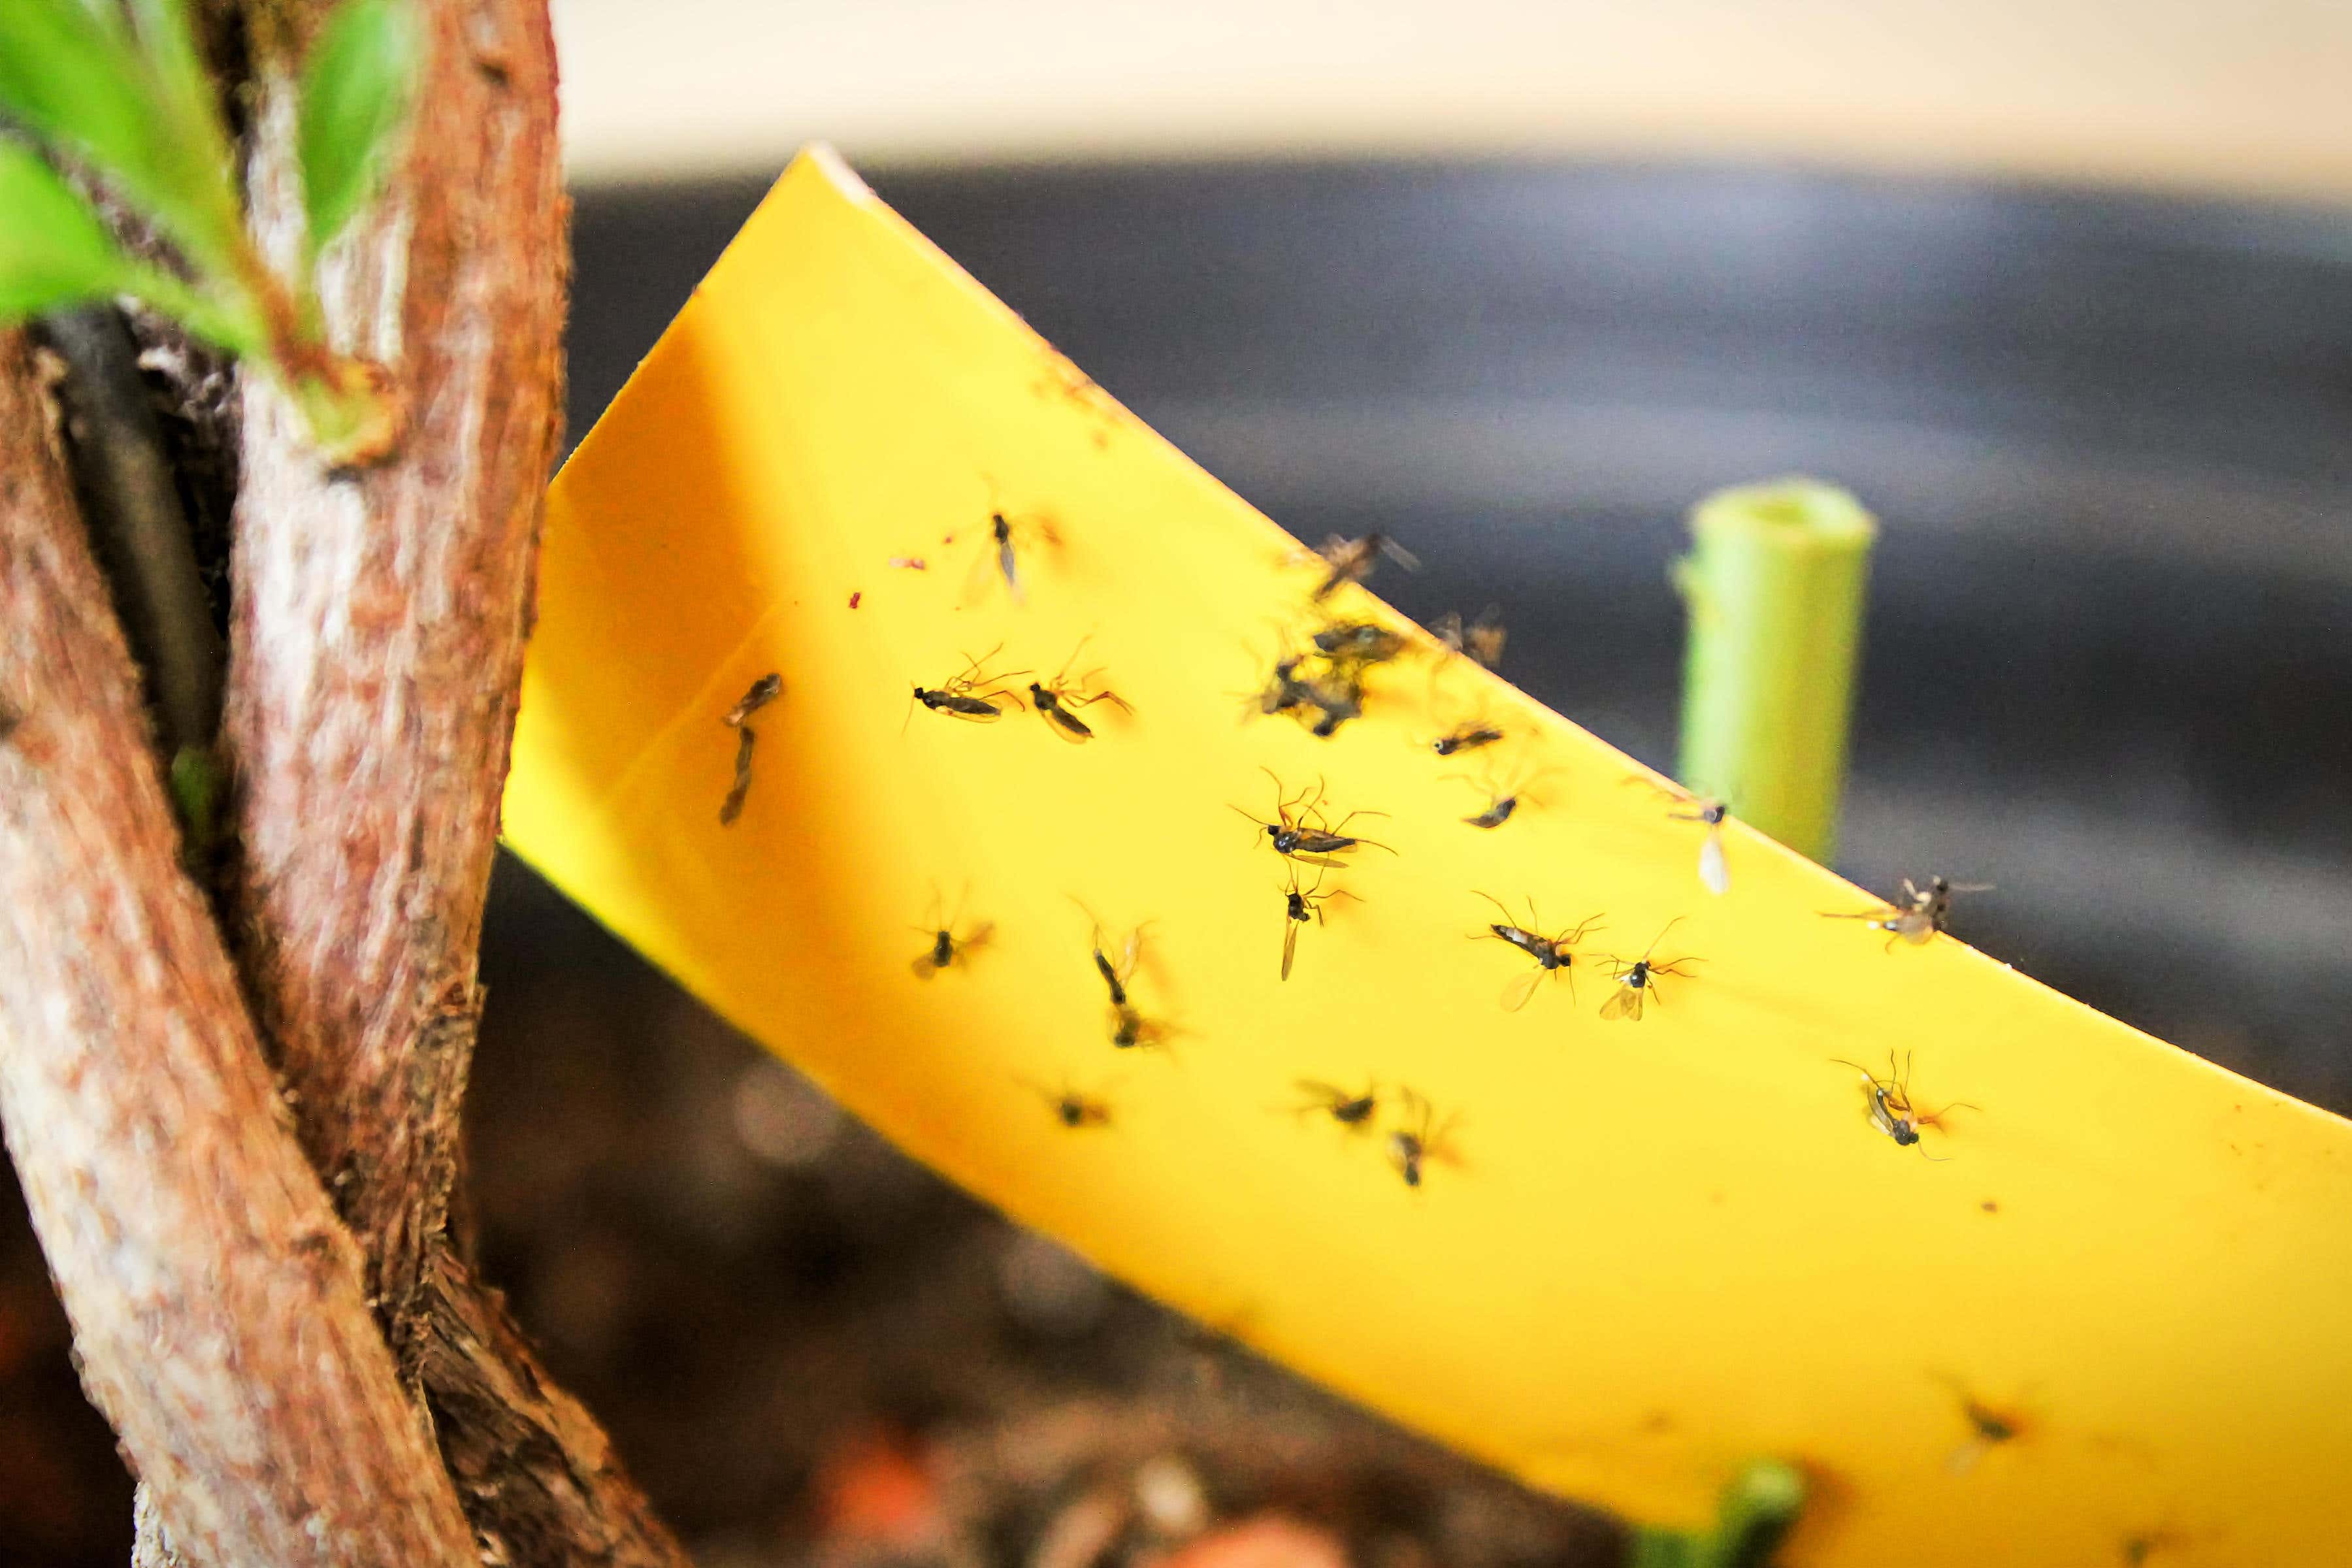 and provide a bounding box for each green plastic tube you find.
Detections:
[1673,479,1878,864]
